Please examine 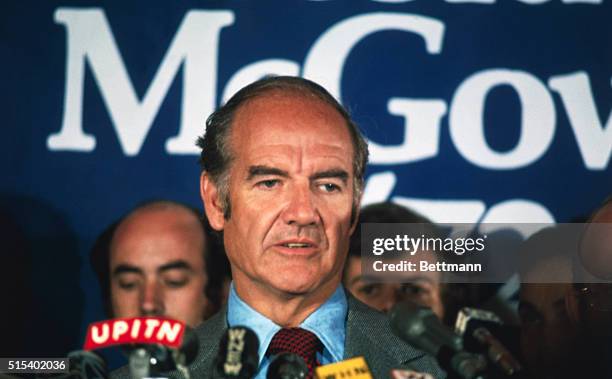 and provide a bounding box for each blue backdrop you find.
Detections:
[1,0,611,357]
